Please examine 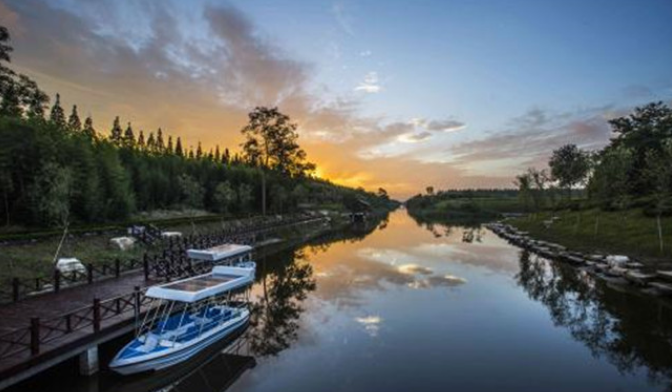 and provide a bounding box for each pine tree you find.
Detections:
[110,116,123,144]
[196,142,203,159]
[146,132,156,152]
[82,116,97,139]
[156,128,165,152]
[167,136,173,154]
[223,148,231,164]
[0,81,21,117]
[49,93,66,128]
[19,75,48,119]
[175,137,184,157]
[67,105,81,132]
[188,148,195,159]
[123,122,135,147]
[137,130,145,150]
[214,145,221,162]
